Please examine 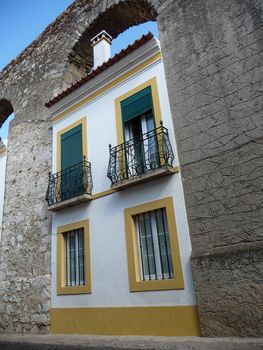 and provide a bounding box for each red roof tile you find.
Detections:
[45,32,154,108]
